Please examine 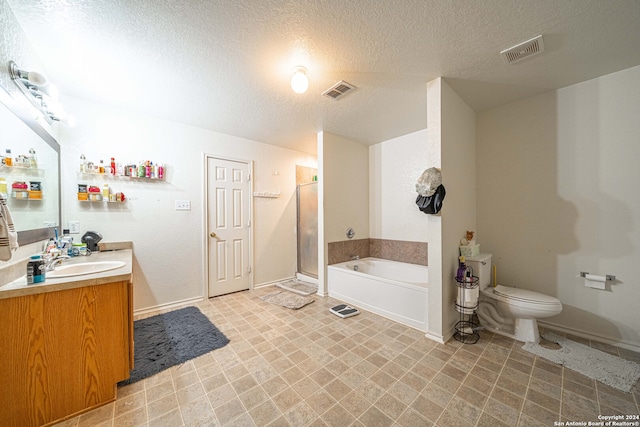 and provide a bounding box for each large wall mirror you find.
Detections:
[0,85,60,246]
